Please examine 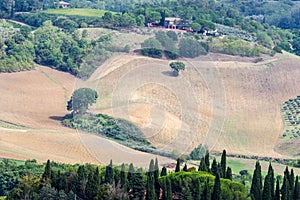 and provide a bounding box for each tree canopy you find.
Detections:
[67,88,98,114]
